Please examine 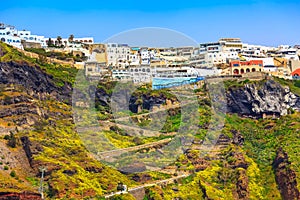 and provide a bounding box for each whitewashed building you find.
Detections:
[106,43,130,67]
[18,30,47,47]
[0,23,23,49]
[129,66,152,83]
[195,38,241,68]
